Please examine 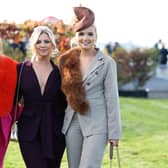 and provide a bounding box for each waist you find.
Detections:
[86,91,104,99]
[24,100,55,105]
